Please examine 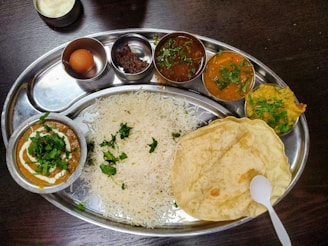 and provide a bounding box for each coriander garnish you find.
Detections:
[38,112,50,124]
[212,54,253,94]
[100,134,116,148]
[118,123,132,139]
[172,132,181,139]
[119,152,128,160]
[247,95,291,134]
[148,138,158,153]
[28,130,69,176]
[97,123,132,177]
[100,163,117,176]
[103,151,119,164]
[76,202,86,211]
